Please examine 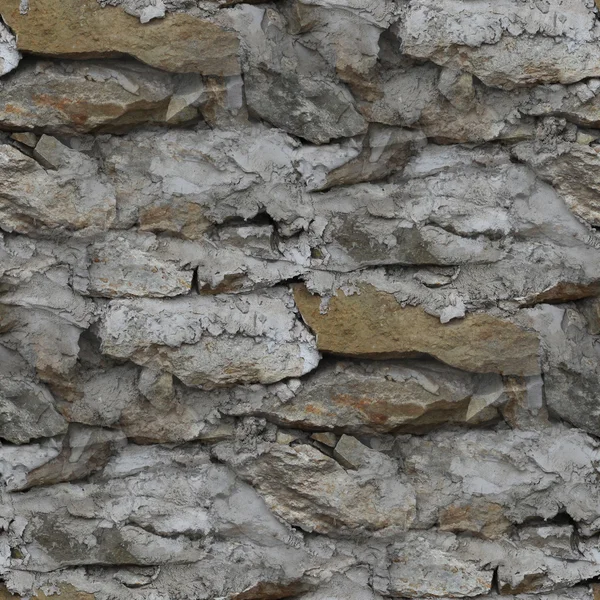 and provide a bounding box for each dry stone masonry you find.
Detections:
[4,0,600,598]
